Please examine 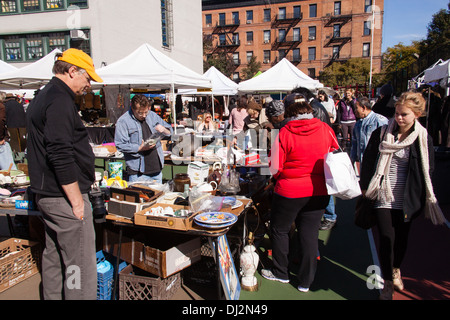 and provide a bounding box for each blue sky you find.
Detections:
[382,0,449,52]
